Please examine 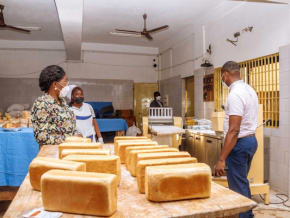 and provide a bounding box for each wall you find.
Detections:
[0,49,158,83]
[0,45,158,115]
[204,3,289,67]
[263,44,290,194]
[159,75,182,117]
[0,78,133,115]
